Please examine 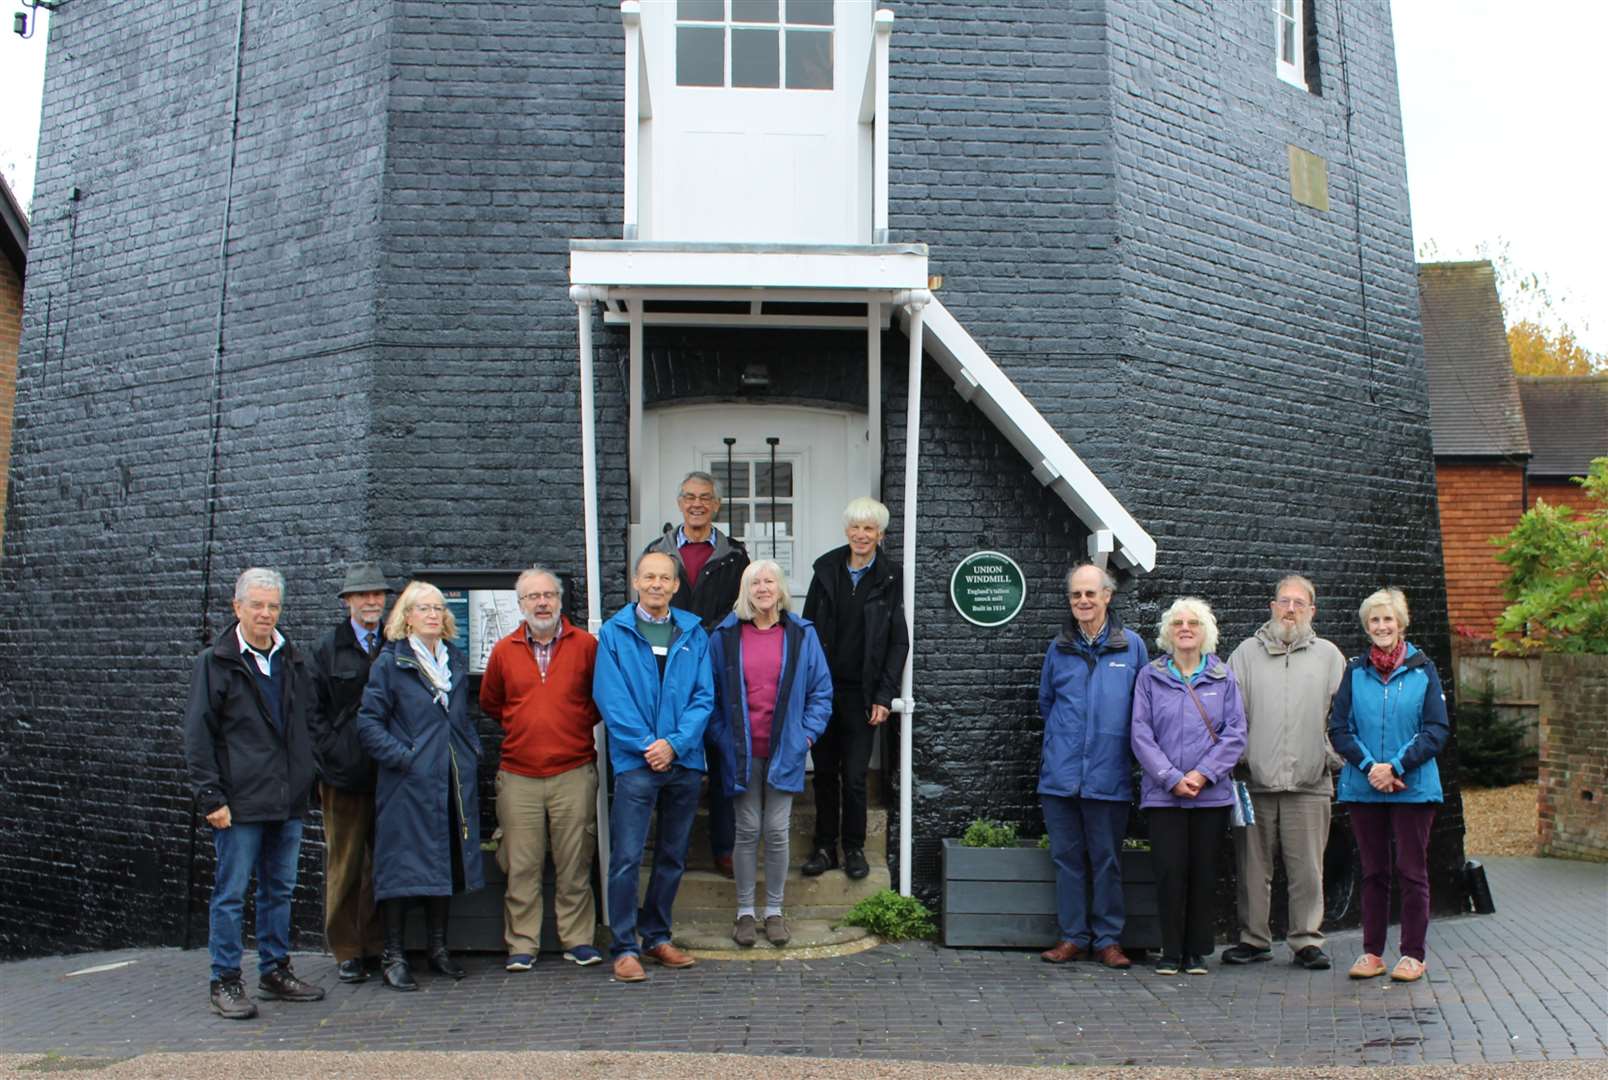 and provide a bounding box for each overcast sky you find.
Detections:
[1,2,1602,352]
